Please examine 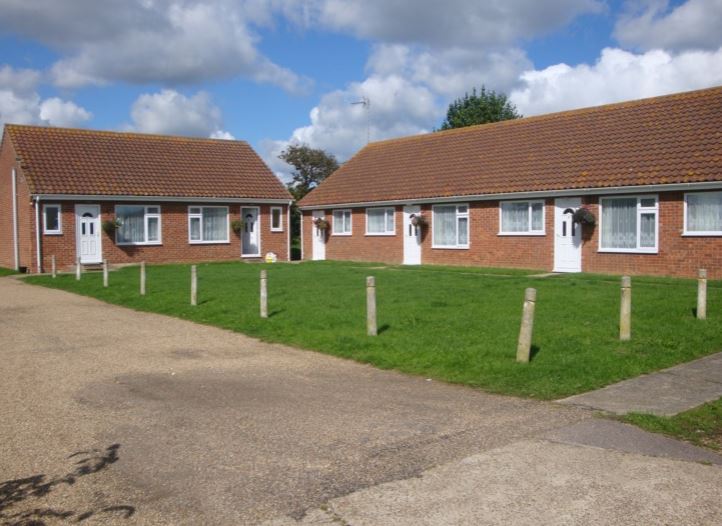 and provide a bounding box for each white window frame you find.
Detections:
[598,194,658,254]
[332,209,352,236]
[270,206,284,232]
[115,205,162,246]
[43,203,62,235]
[432,203,470,249]
[365,207,396,236]
[683,191,722,236]
[188,205,230,244]
[498,199,545,236]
